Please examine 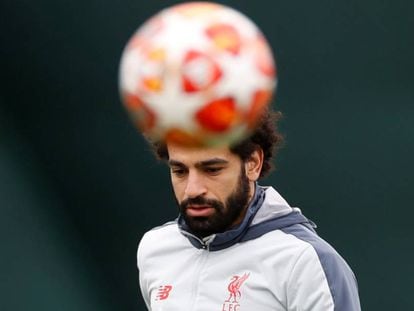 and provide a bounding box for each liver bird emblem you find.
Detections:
[225,273,250,303]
